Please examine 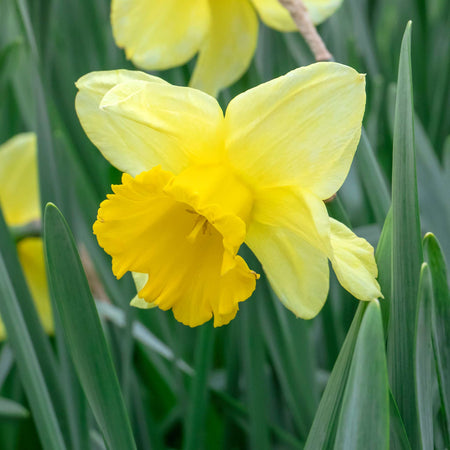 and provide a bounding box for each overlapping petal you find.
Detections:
[225,62,366,200]
[0,133,40,225]
[247,222,329,319]
[76,71,224,176]
[111,0,210,70]
[328,218,382,301]
[190,0,258,97]
[246,186,331,318]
